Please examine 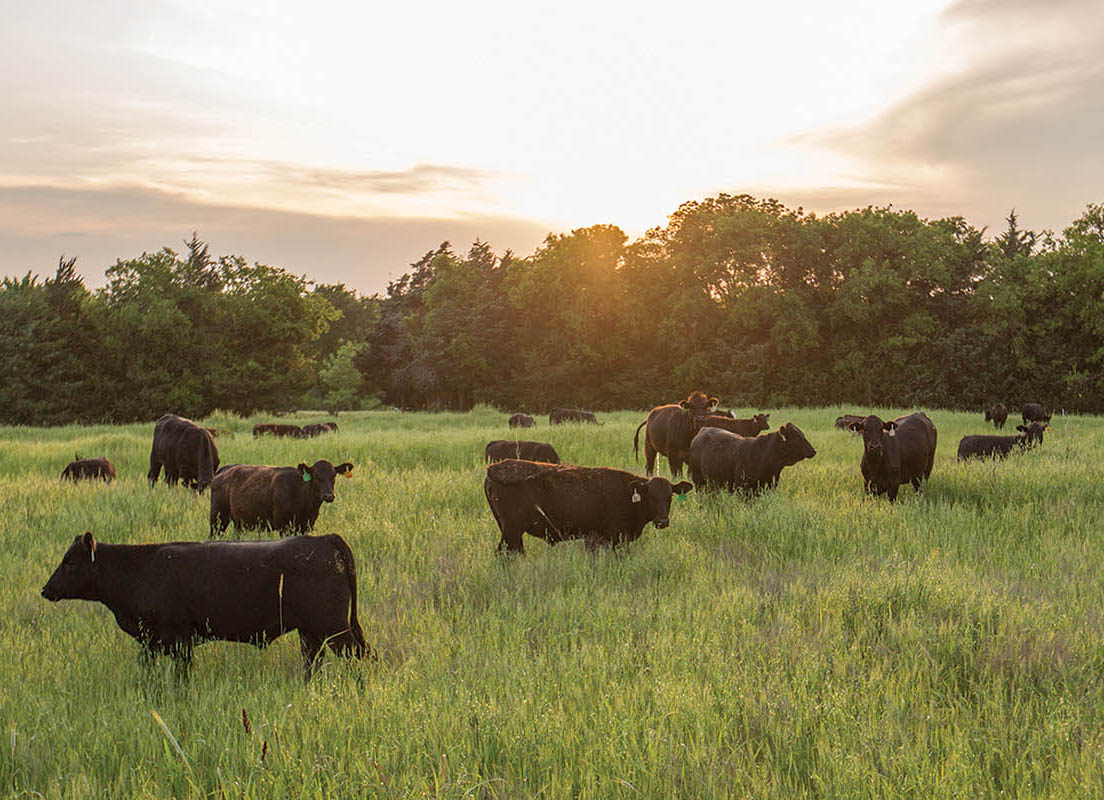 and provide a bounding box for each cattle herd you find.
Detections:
[43,396,1053,679]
